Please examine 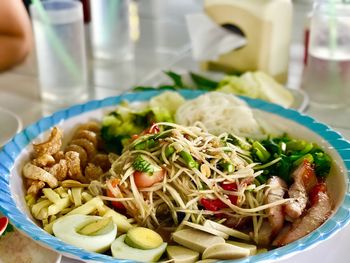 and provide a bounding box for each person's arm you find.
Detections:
[0,0,32,71]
